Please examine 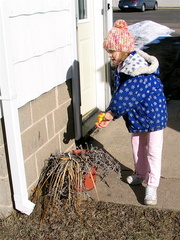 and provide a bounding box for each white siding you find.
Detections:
[8,0,70,16]
[0,0,76,108]
[10,11,71,63]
